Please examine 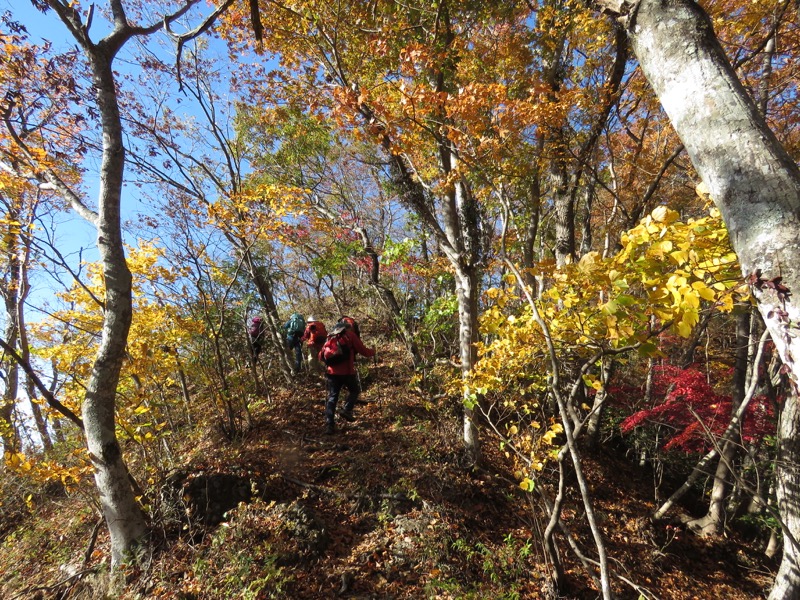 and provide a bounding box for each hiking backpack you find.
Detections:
[321,328,350,366]
[338,316,360,338]
[248,318,265,340]
[307,321,327,346]
[287,313,306,336]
